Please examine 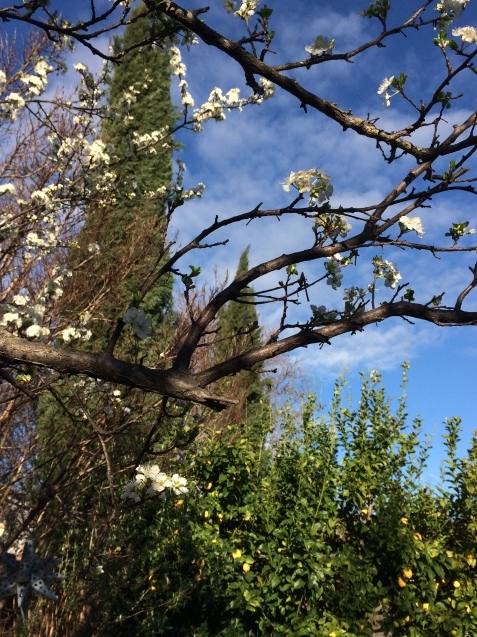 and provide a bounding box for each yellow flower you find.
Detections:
[232,549,242,559]
[414,532,422,541]
[205,482,213,490]
[400,517,408,525]
[422,603,430,611]
[203,510,209,518]
[453,580,461,588]
[397,576,407,588]
[175,499,184,507]
[242,562,251,573]
[402,567,413,579]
